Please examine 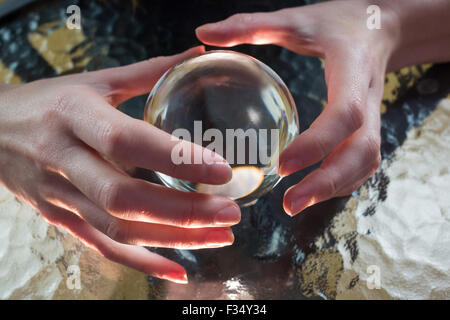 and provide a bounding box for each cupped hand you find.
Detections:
[196,0,400,216]
[0,46,241,283]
